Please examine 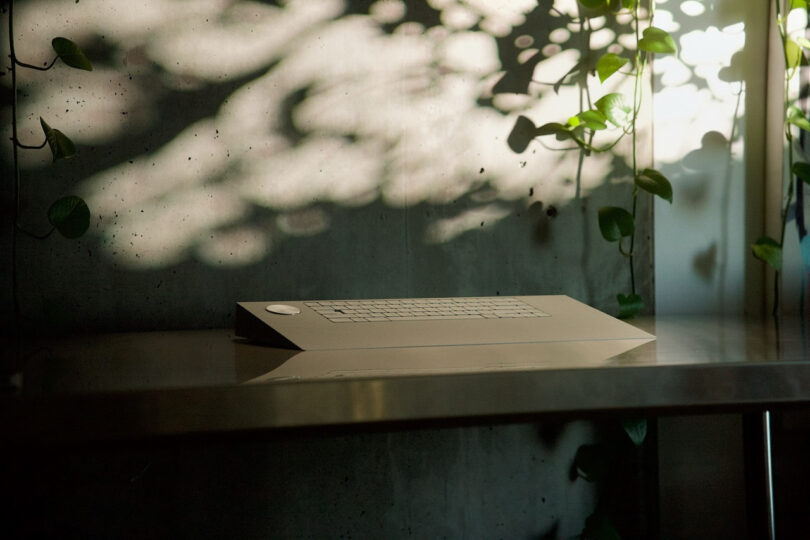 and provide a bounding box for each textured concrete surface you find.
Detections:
[1,0,653,333]
[4,422,604,539]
